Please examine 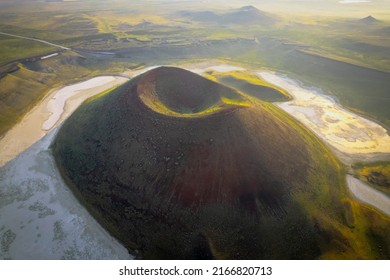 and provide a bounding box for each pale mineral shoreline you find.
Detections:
[257,71,390,165]
[0,76,129,168]
[0,128,133,259]
[347,175,390,216]
[256,71,390,217]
